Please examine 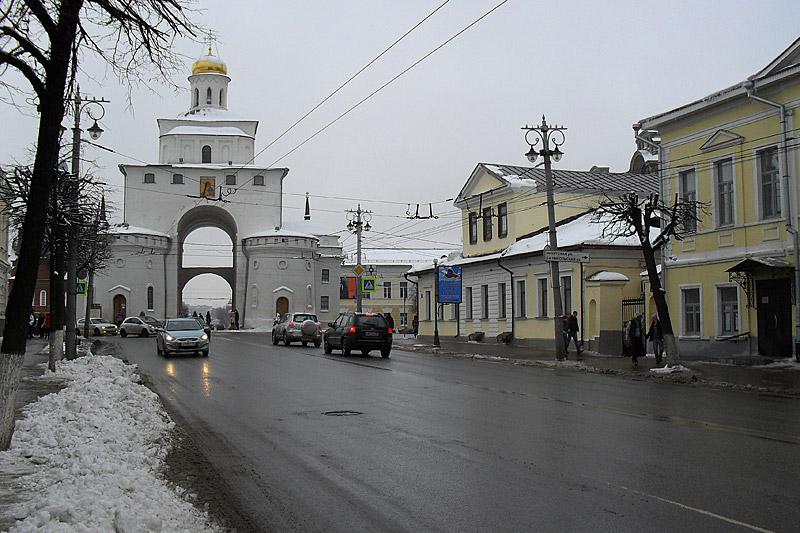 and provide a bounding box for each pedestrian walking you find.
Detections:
[234,308,240,330]
[412,315,419,338]
[36,314,45,338]
[566,311,582,354]
[205,311,211,326]
[561,314,570,358]
[28,311,35,339]
[627,313,645,367]
[646,314,664,365]
[192,311,198,318]
[384,312,395,331]
[43,313,51,340]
